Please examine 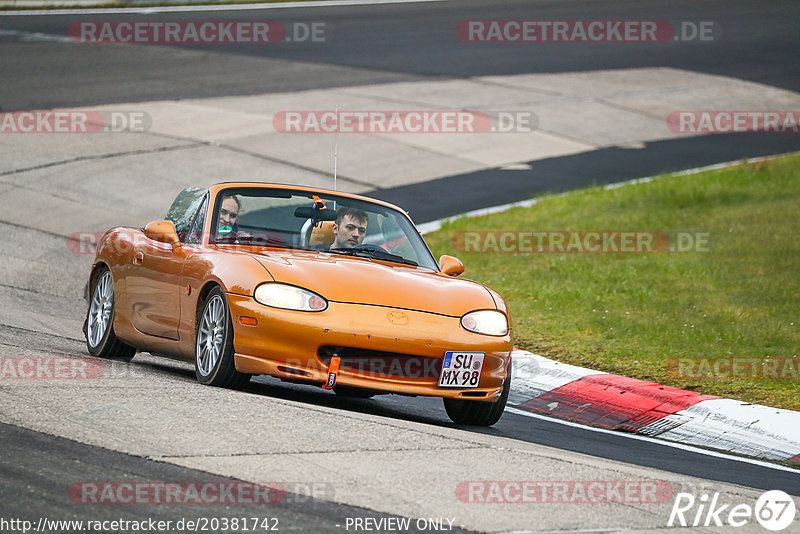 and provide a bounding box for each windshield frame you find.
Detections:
[205,185,439,270]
